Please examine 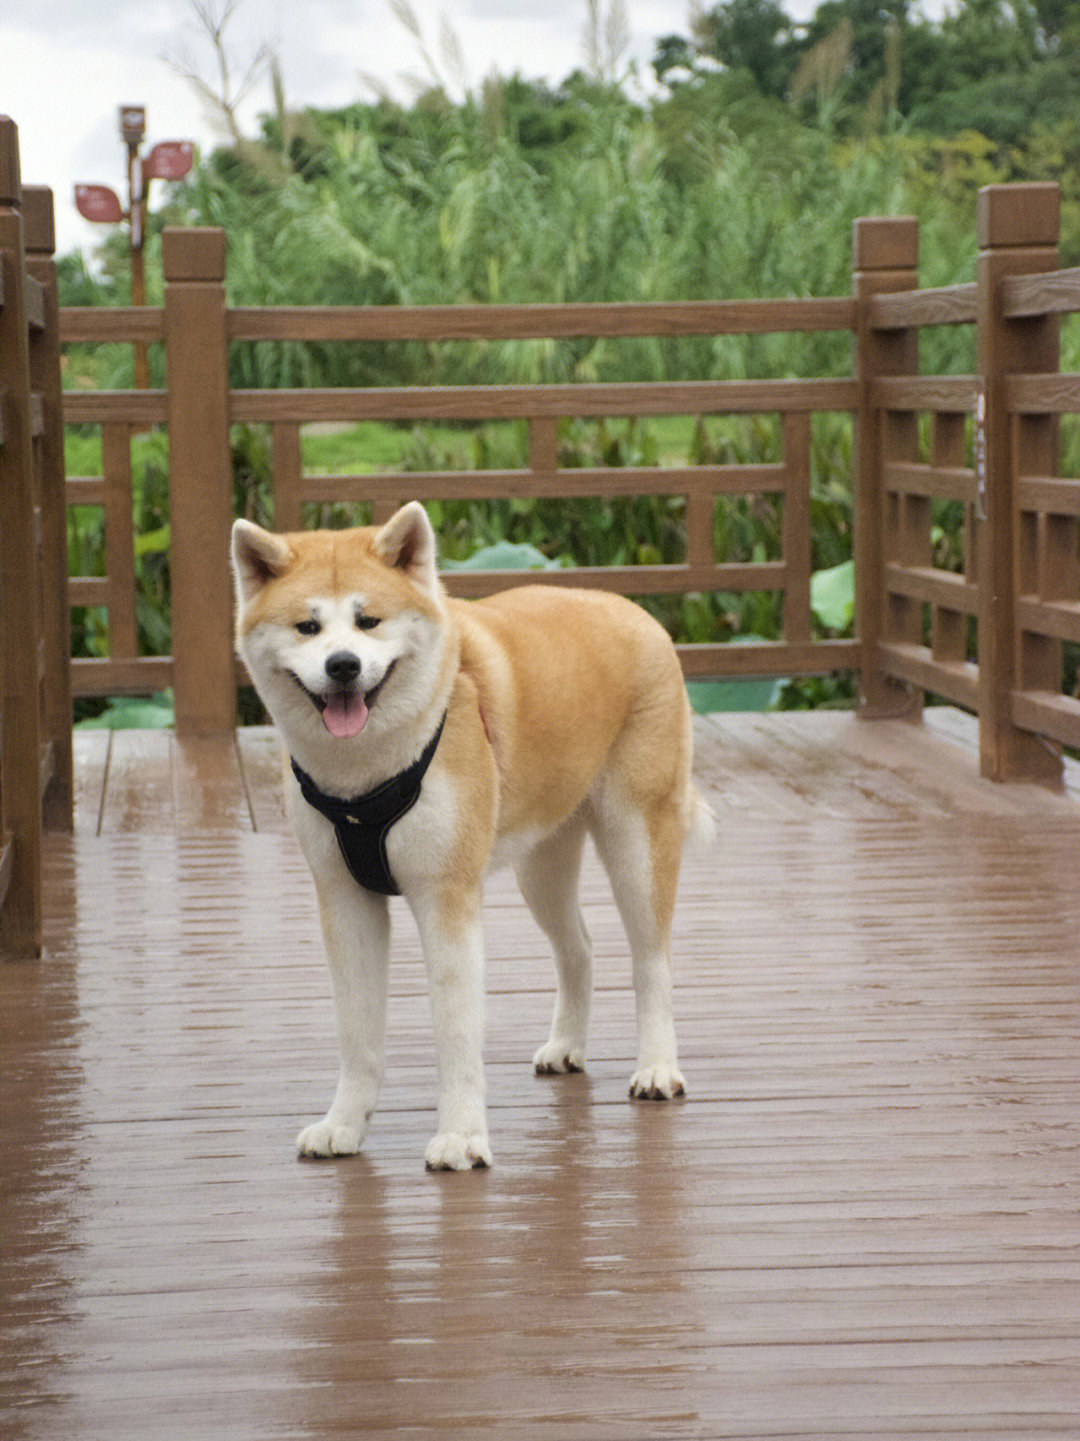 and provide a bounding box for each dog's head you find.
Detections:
[231,502,447,745]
